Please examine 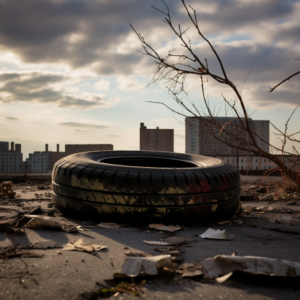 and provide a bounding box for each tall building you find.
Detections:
[27,144,66,173]
[185,117,269,155]
[0,141,23,173]
[140,123,174,152]
[65,144,113,156]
